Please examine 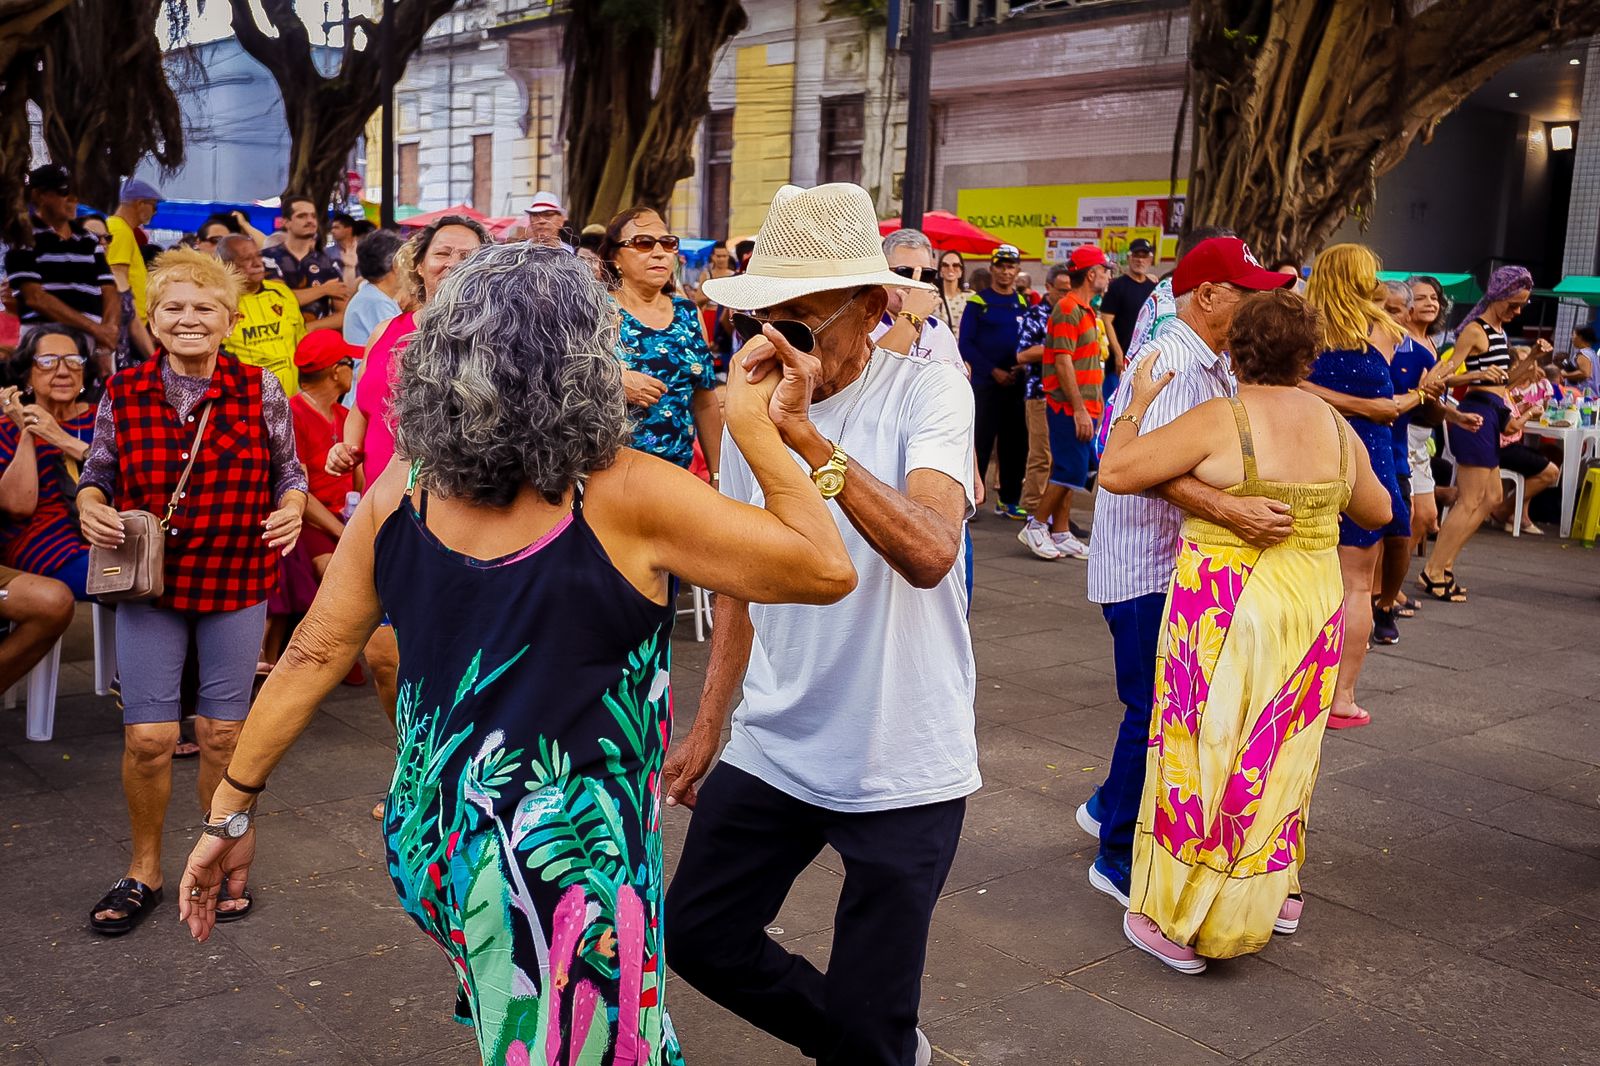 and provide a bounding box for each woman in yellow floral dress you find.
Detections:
[1097,290,1392,974]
